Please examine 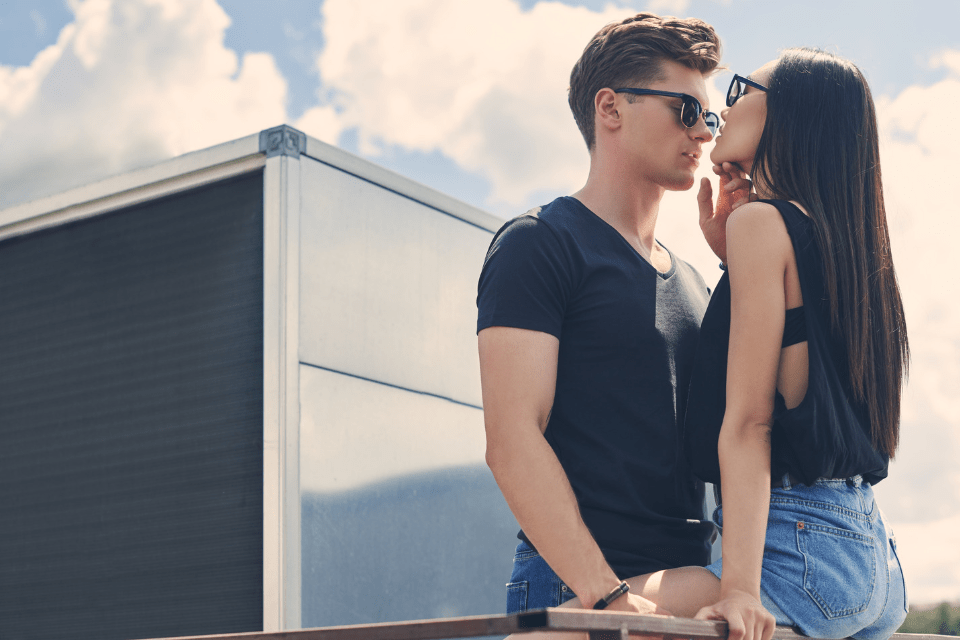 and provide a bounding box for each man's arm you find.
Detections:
[479,326,665,613]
